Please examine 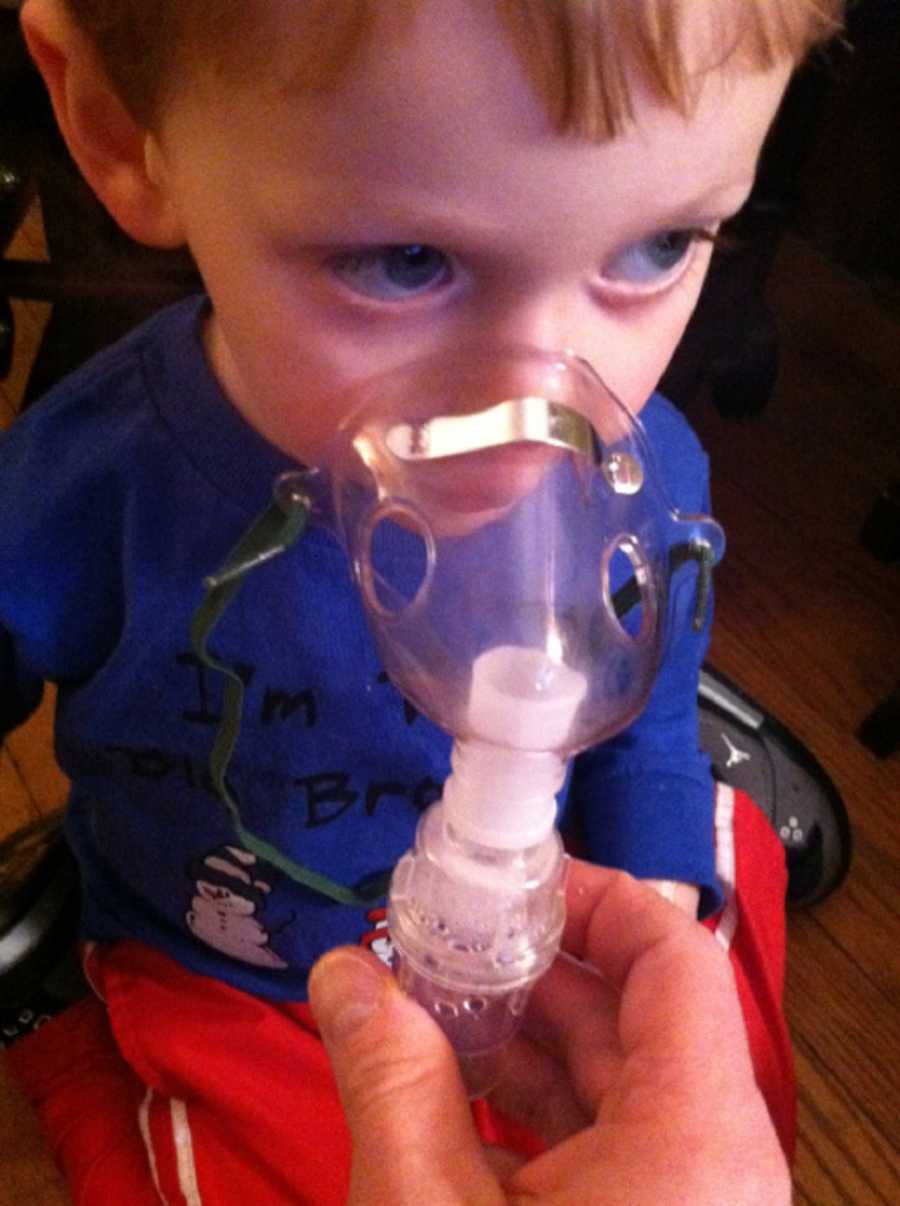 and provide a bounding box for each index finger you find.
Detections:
[561,861,752,1073]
